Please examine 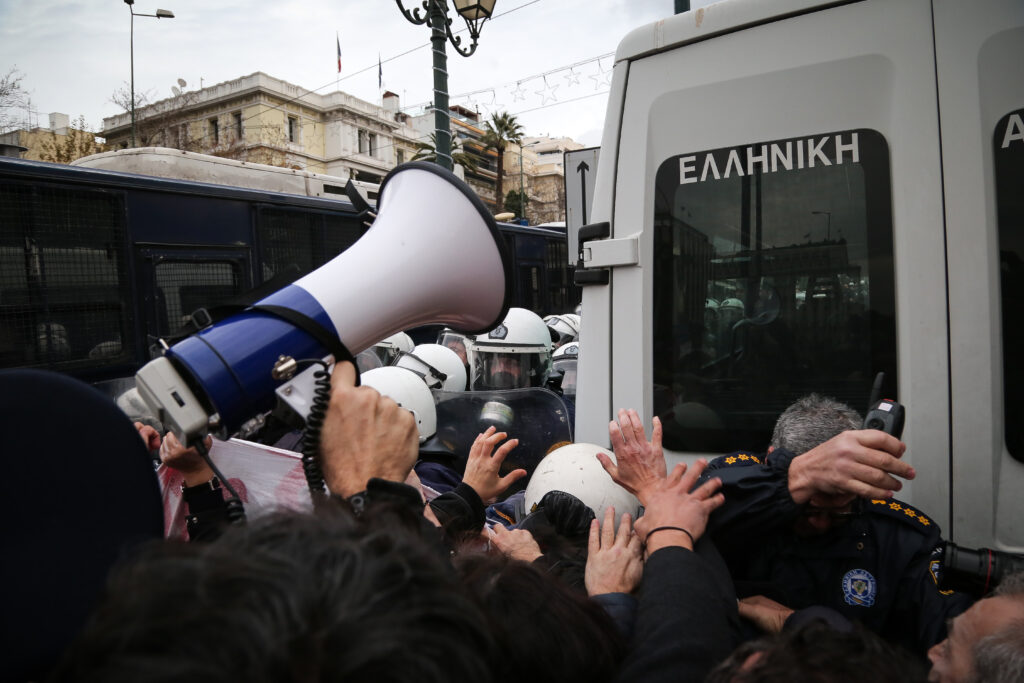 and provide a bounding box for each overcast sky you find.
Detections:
[0,1,714,147]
